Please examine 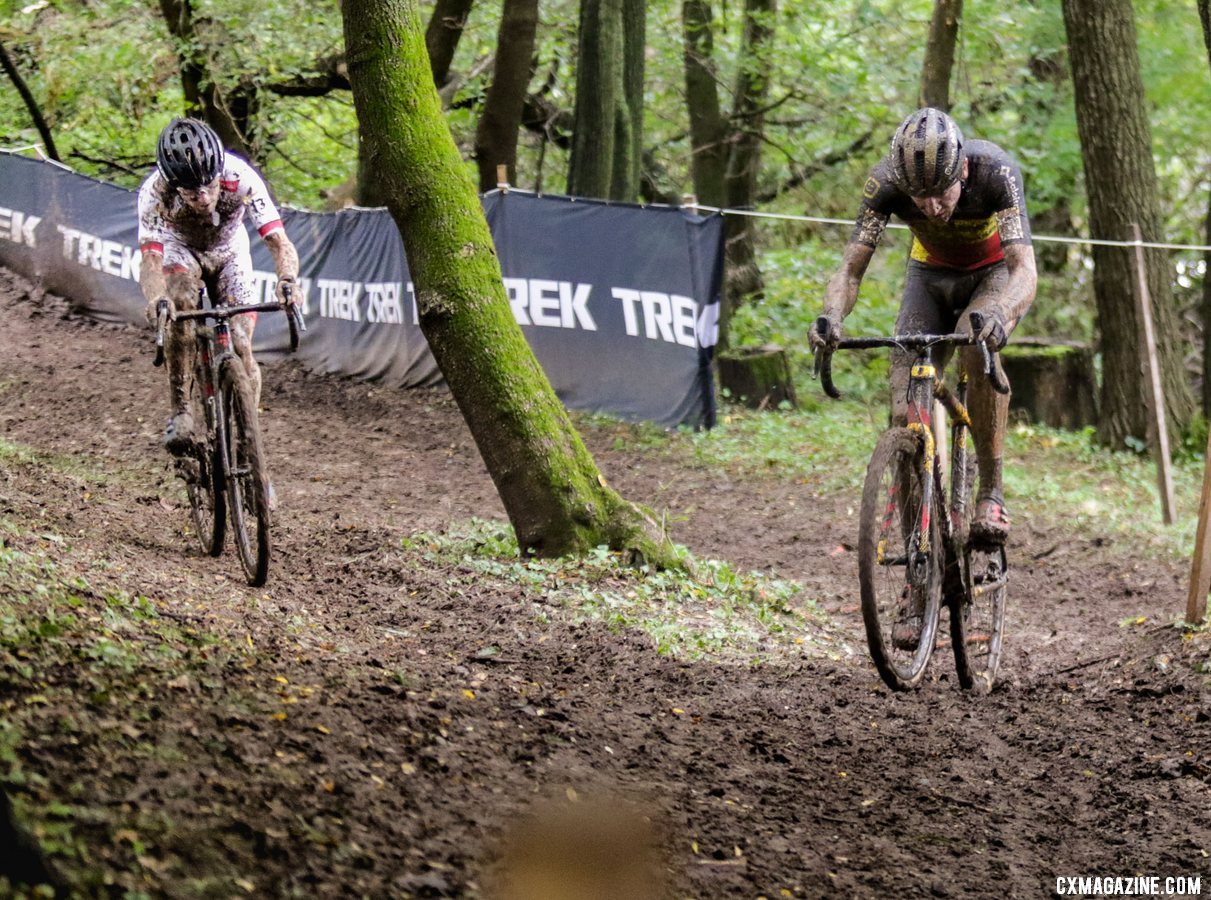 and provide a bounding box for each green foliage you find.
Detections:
[402,517,837,661]
[0,0,1207,354]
